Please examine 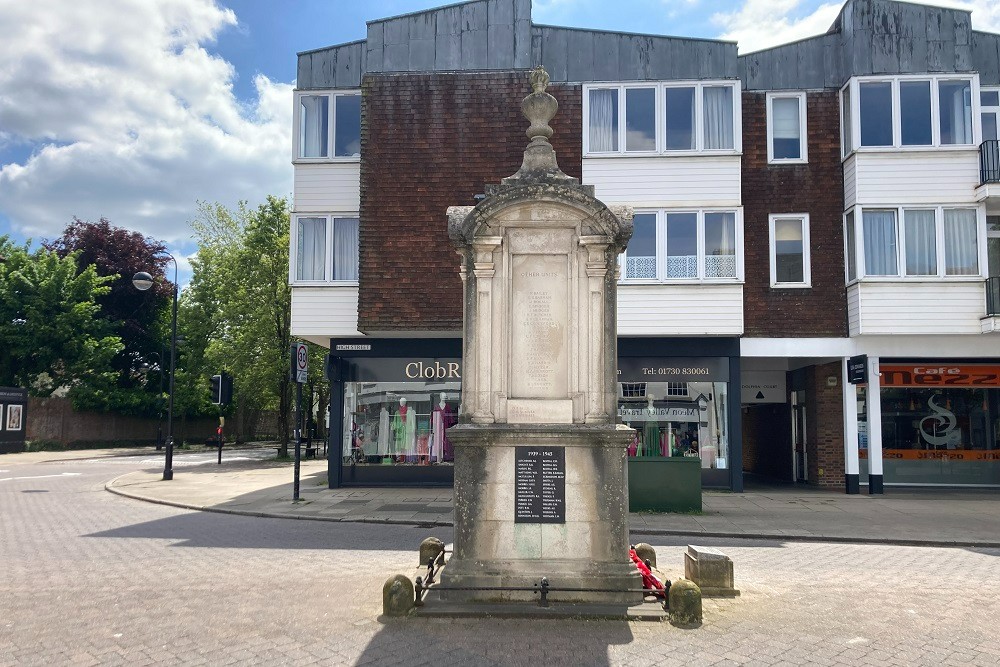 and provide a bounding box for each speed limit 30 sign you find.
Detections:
[291,343,308,384]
